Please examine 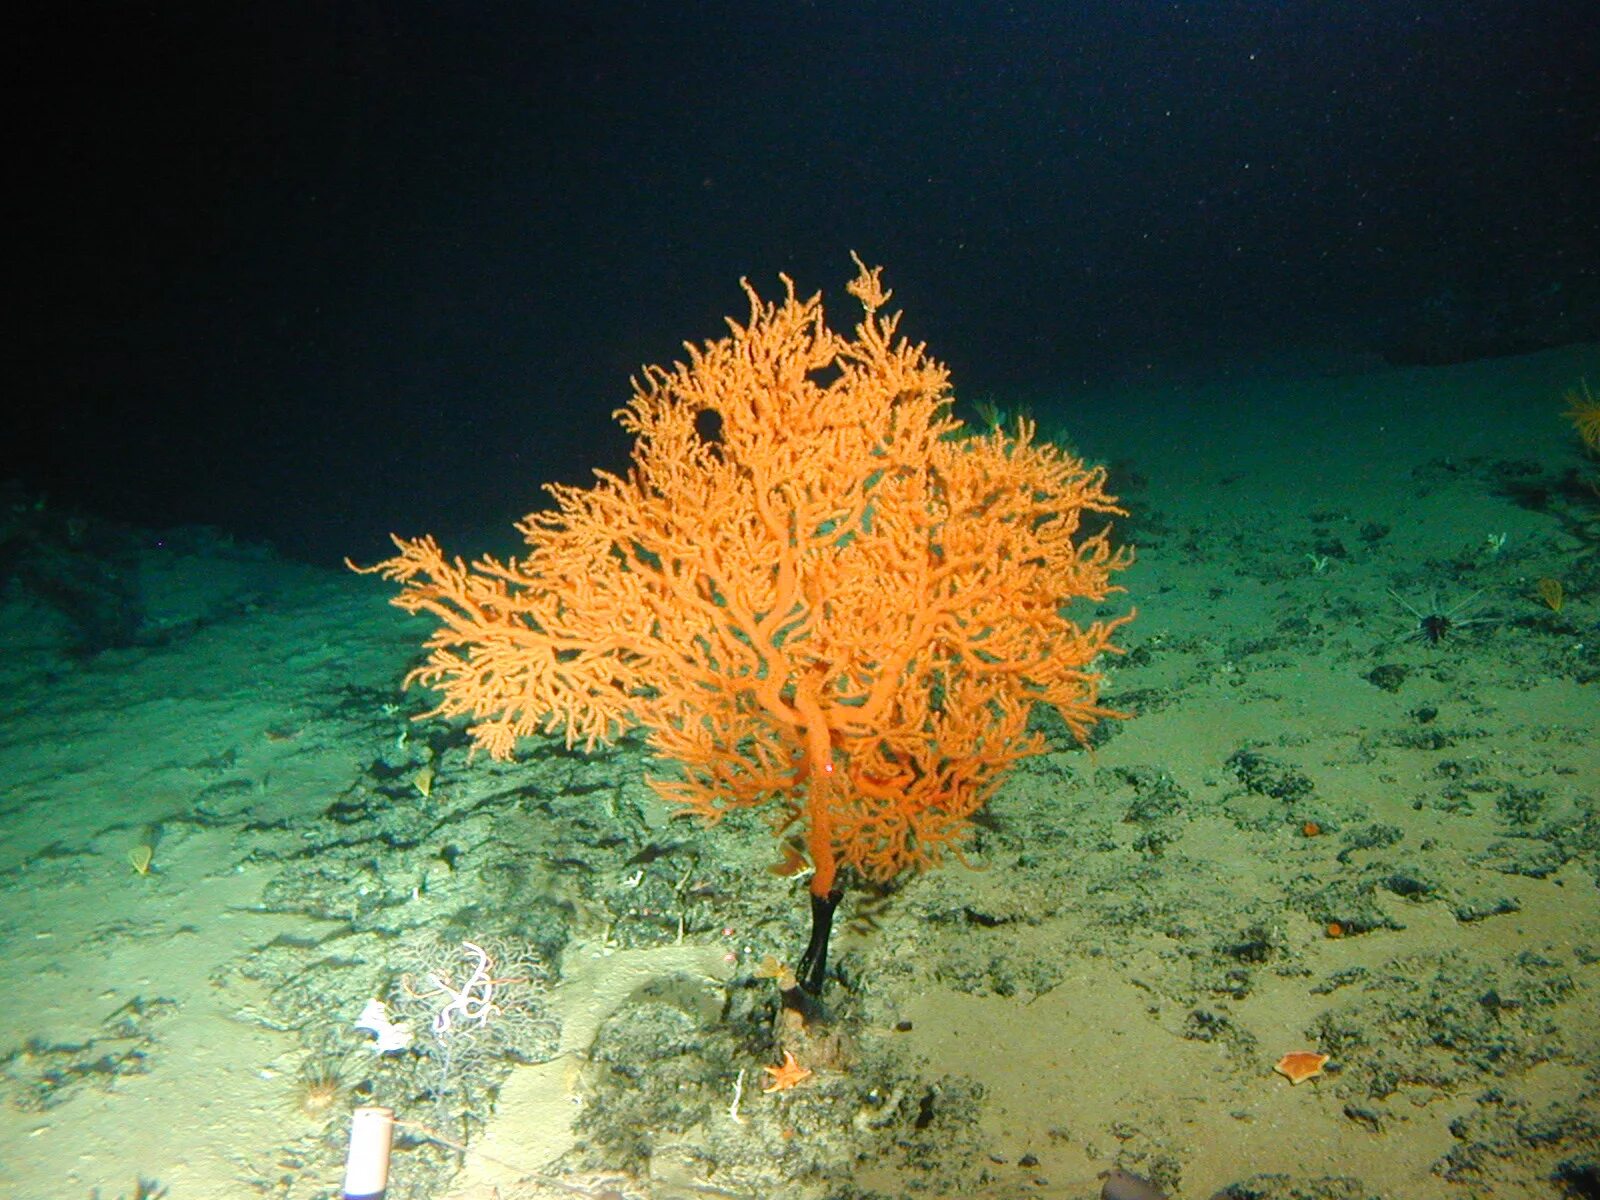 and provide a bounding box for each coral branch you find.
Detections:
[355,258,1133,900]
